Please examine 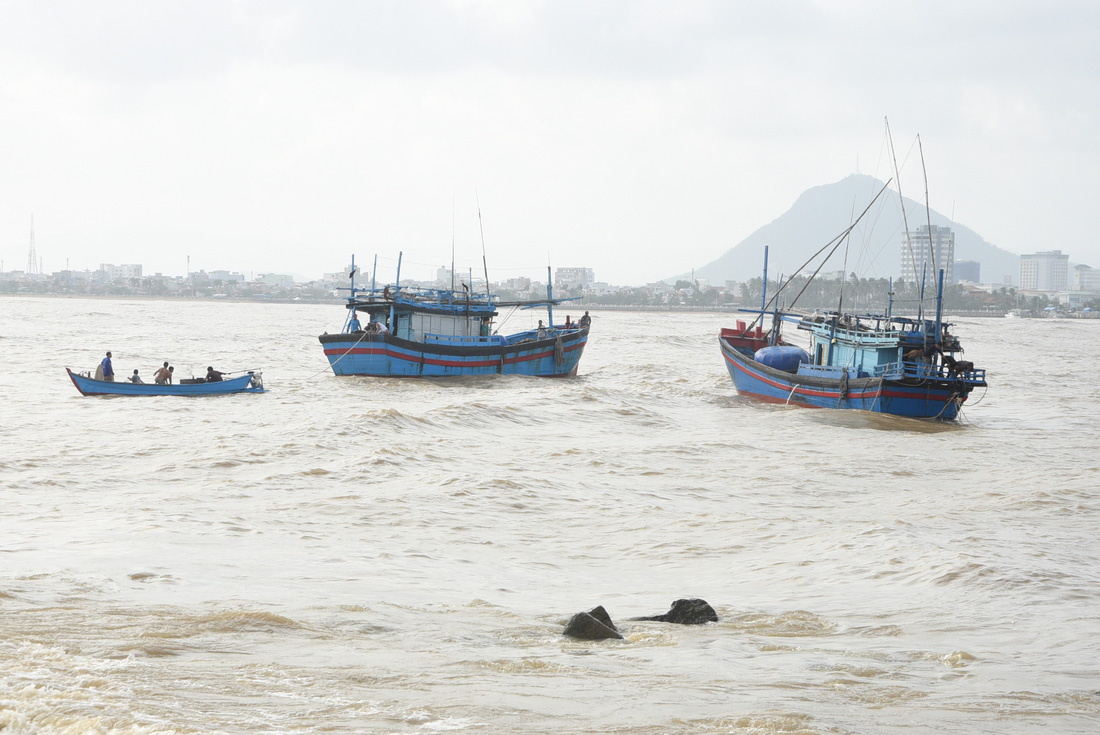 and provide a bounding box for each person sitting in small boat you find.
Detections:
[205,366,225,382]
[579,311,591,328]
[154,363,174,385]
[536,320,548,340]
[348,311,362,332]
[128,369,144,384]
